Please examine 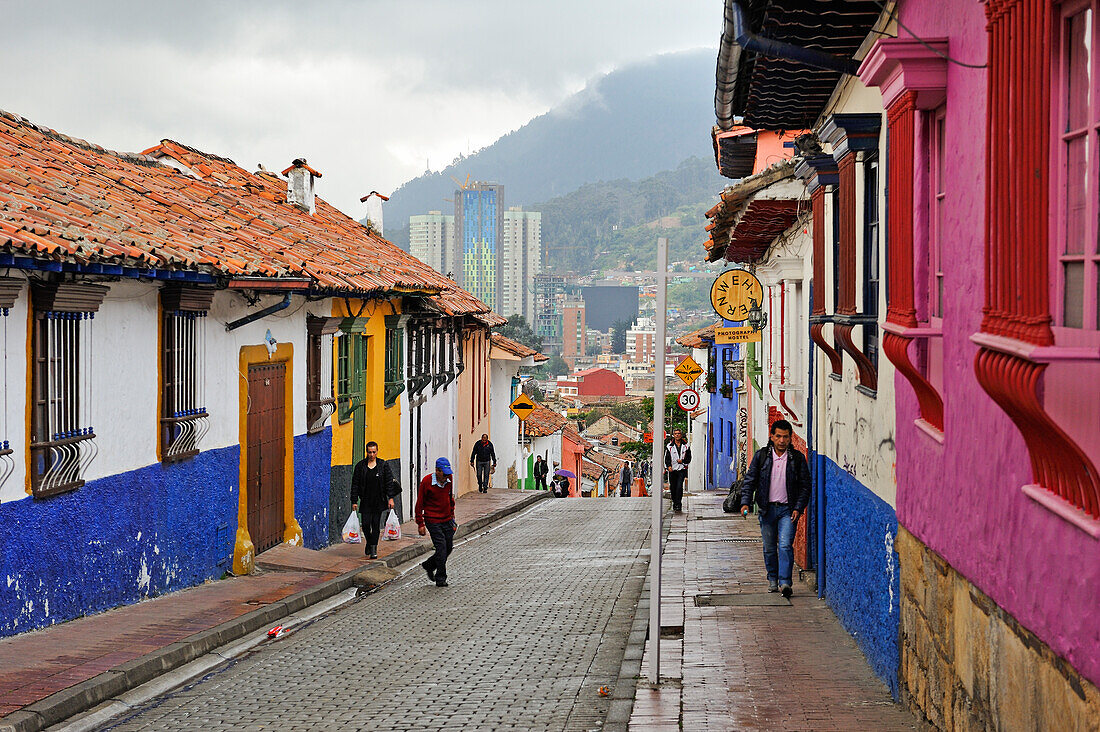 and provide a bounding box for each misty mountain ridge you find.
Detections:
[380,49,718,236]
